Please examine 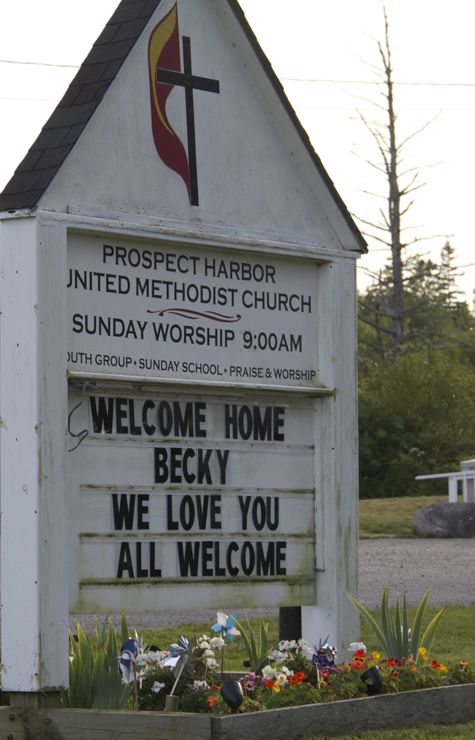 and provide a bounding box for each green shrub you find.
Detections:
[347,588,444,661]
[62,618,131,709]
